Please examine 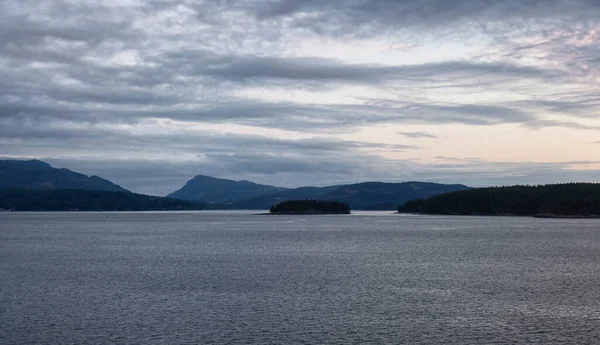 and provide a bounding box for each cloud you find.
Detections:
[198,53,562,83]
[246,0,600,37]
[1,1,141,45]
[0,0,595,131]
[435,156,482,162]
[1,0,599,194]
[0,117,415,153]
[398,131,438,139]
